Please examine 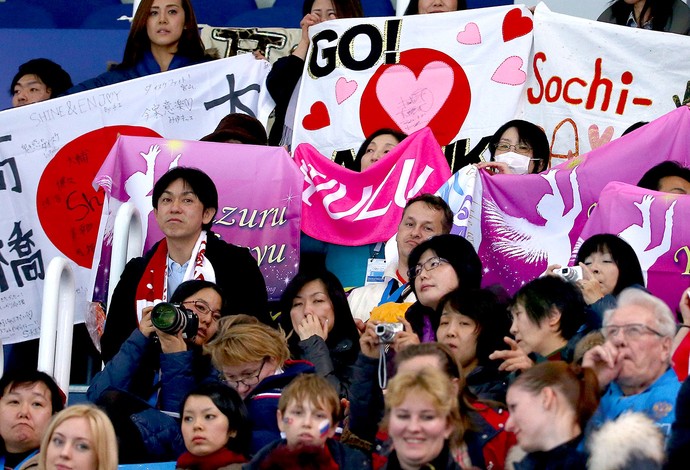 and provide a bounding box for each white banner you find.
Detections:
[523,3,690,162]
[291,5,534,168]
[0,54,273,344]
